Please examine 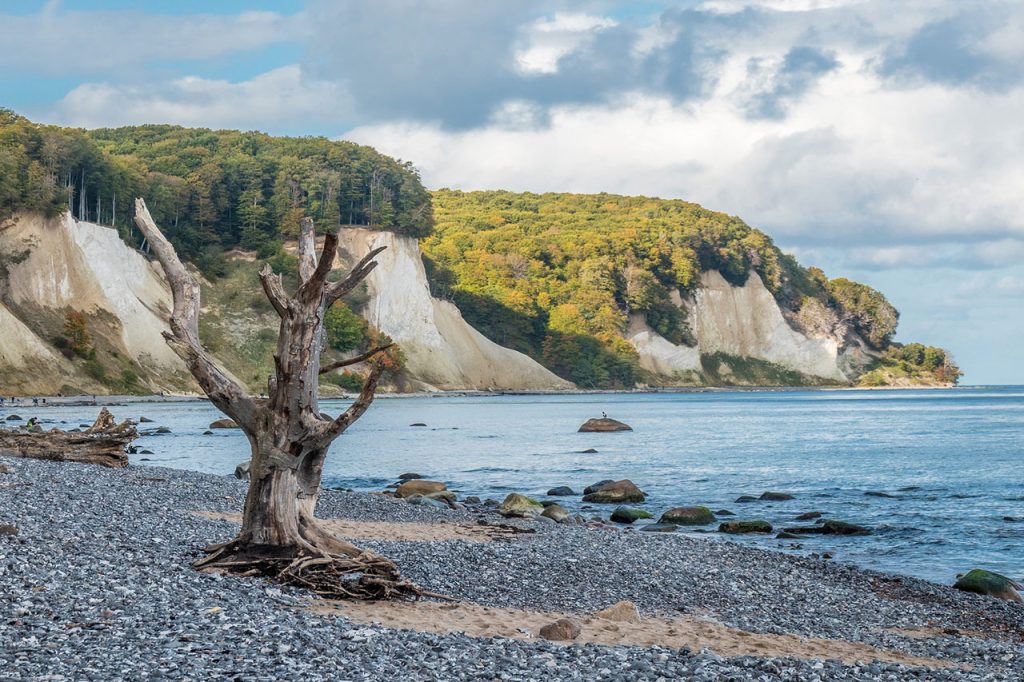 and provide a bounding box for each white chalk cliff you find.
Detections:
[627,270,854,382]
[336,227,572,391]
